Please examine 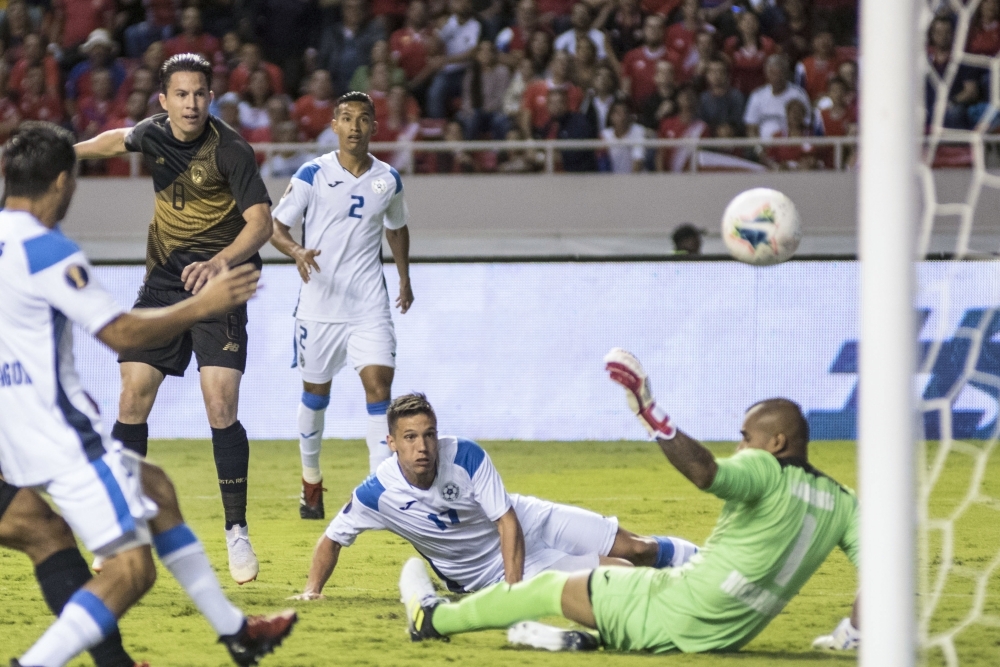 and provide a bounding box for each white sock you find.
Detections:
[154,525,245,637]
[366,410,391,474]
[21,591,115,667]
[298,397,326,483]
